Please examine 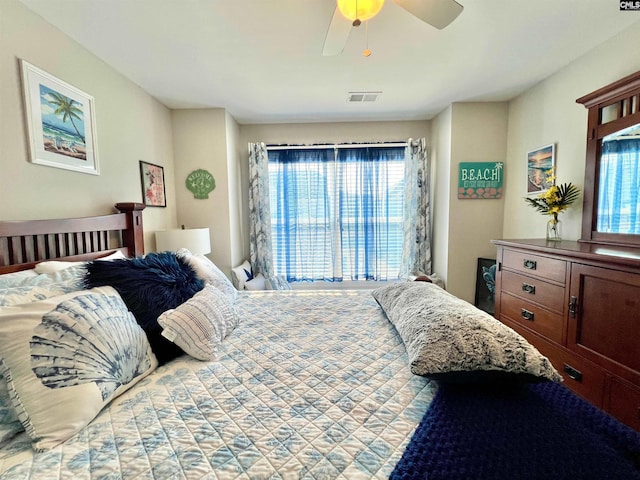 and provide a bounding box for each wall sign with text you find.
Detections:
[458,162,504,199]
[186,169,216,199]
